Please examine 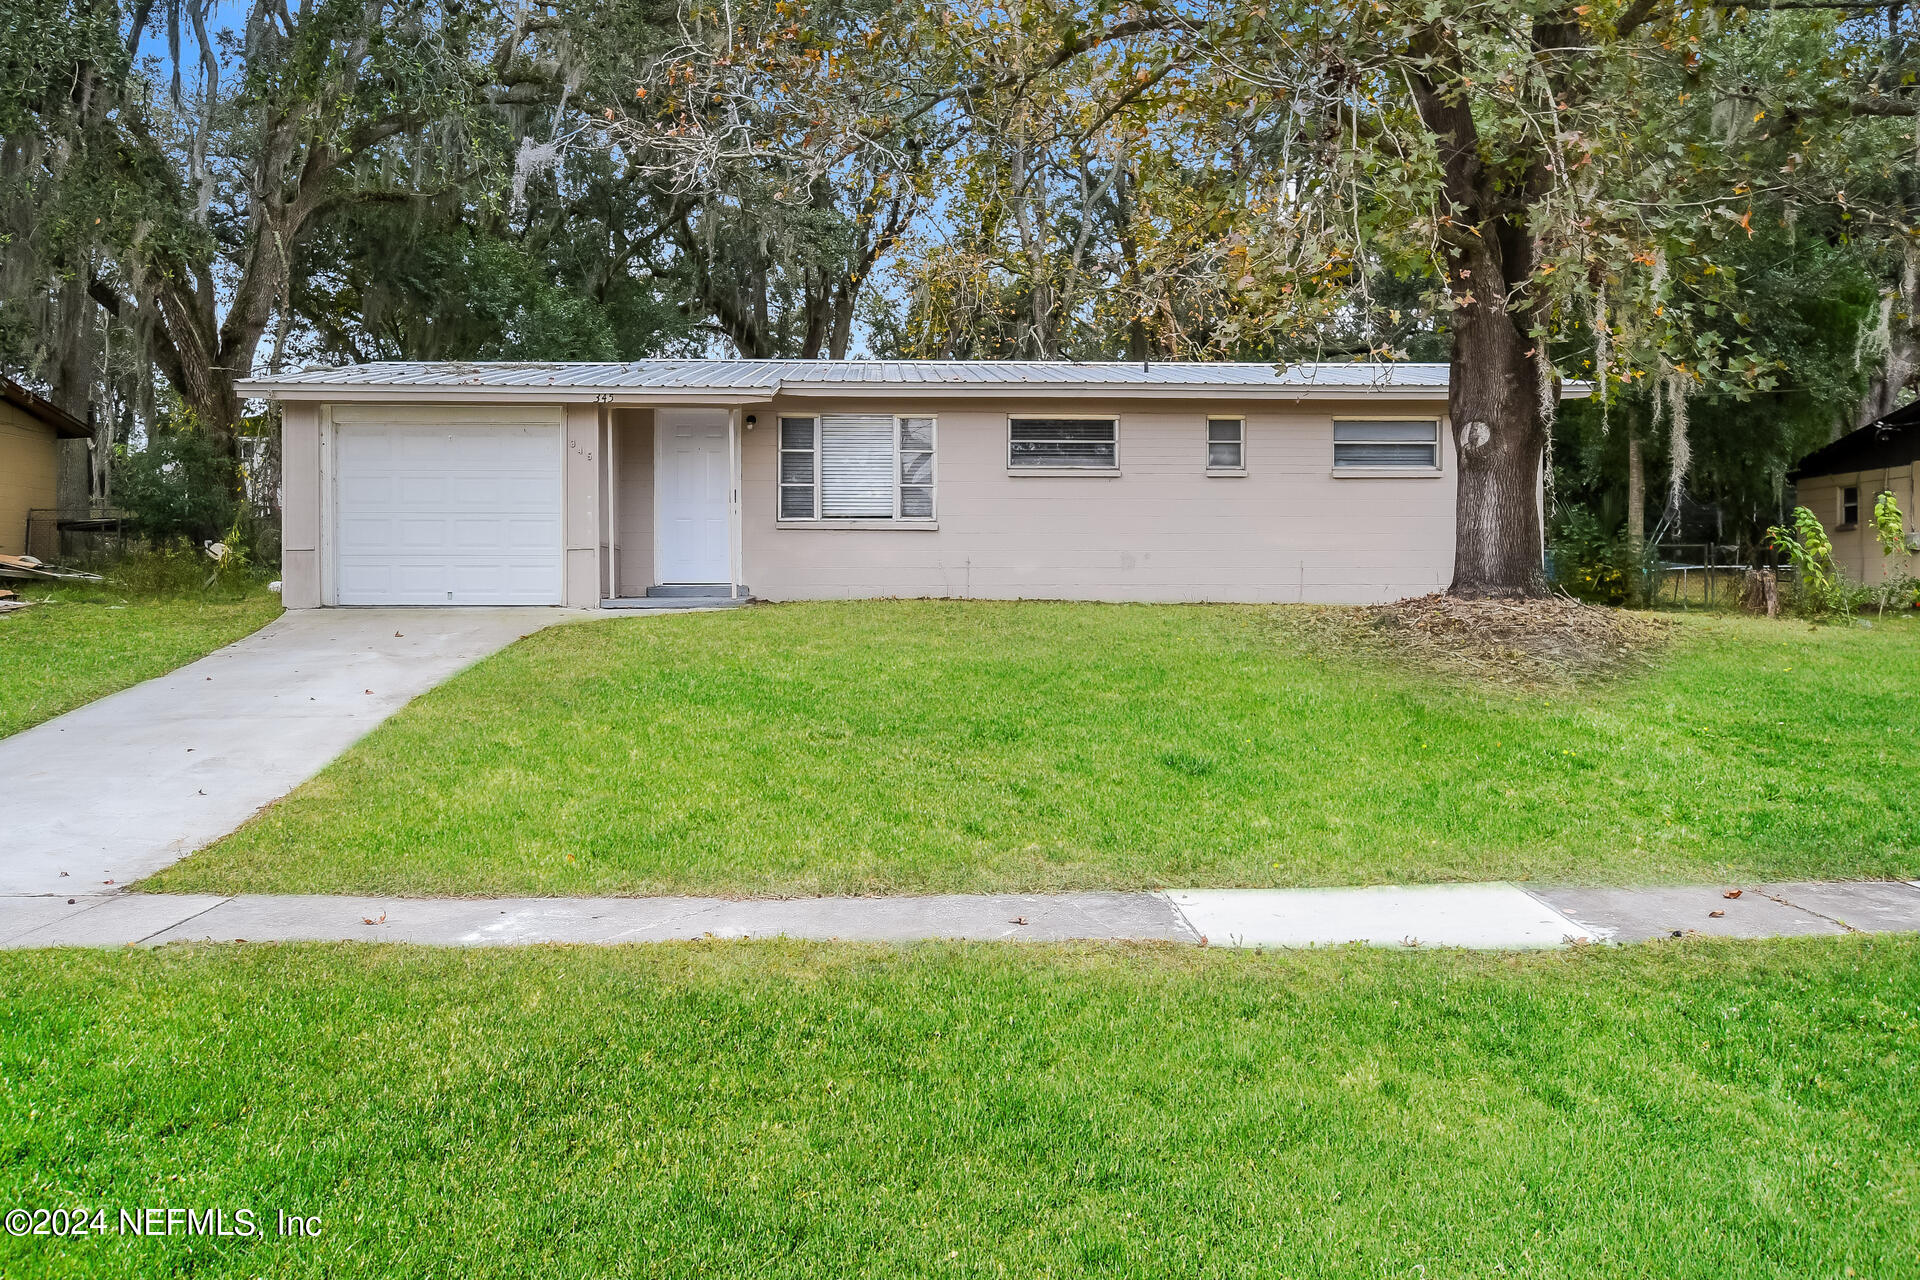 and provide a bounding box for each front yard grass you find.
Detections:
[0,581,280,739]
[2,936,1914,1278]
[147,599,1919,897]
